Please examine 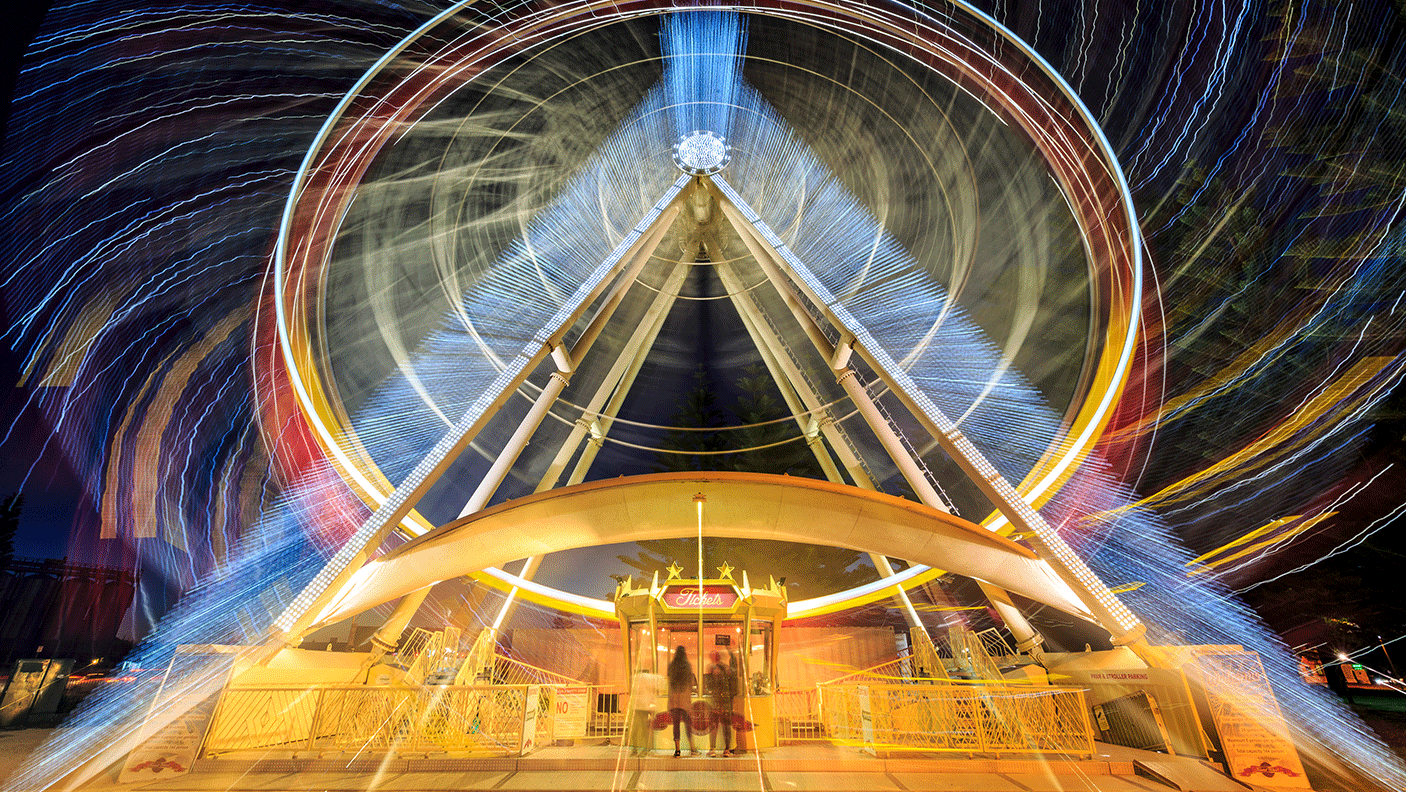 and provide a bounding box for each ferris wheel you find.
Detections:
[258,0,1148,648]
